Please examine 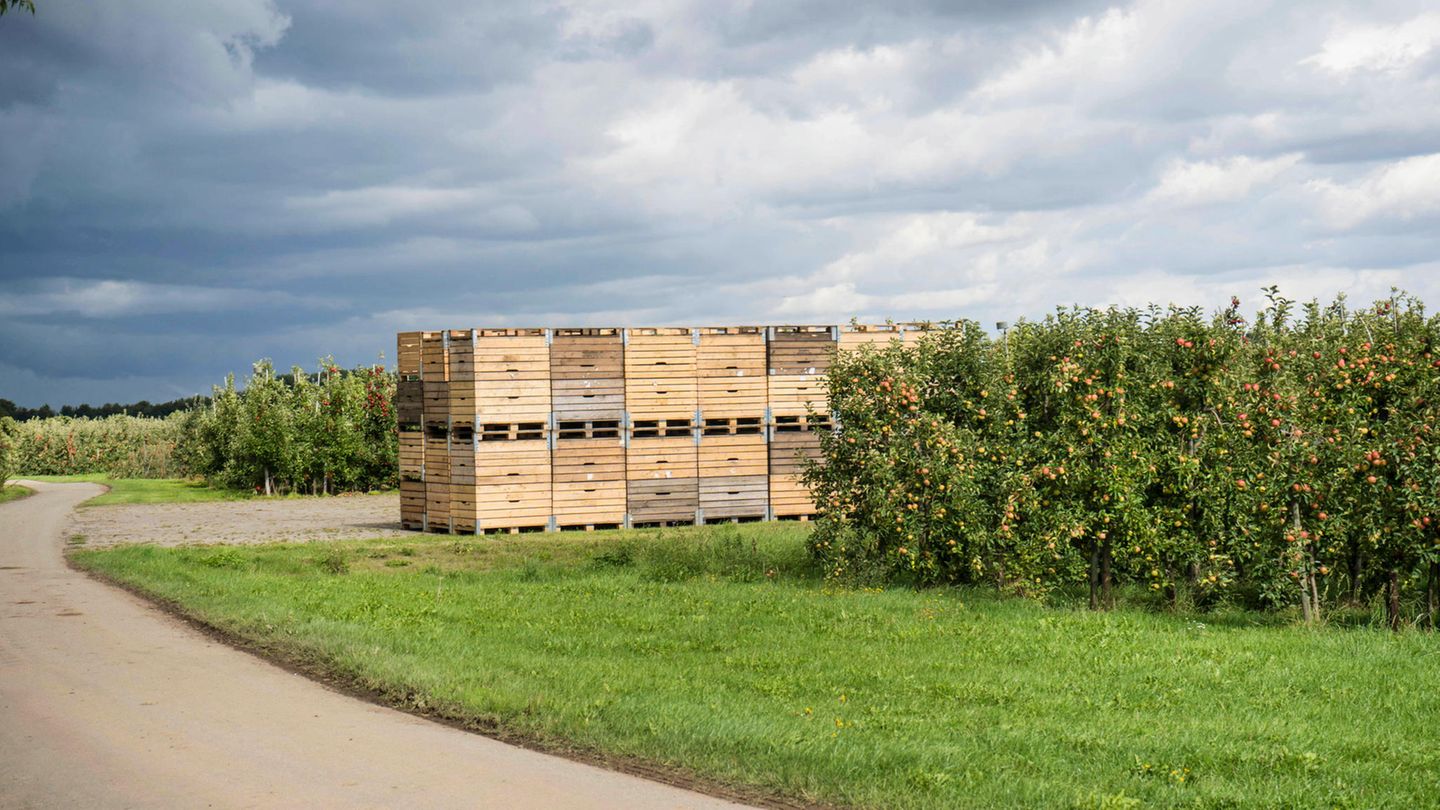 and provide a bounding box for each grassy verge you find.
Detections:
[22,474,254,505]
[73,524,1440,808]
[0,483,35,504]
